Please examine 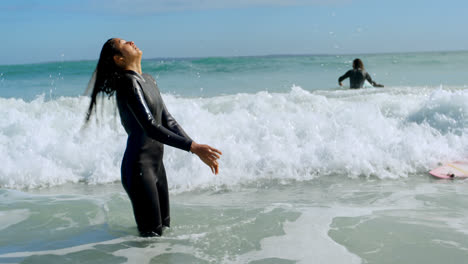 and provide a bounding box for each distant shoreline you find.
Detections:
[2,49,468,67]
